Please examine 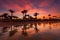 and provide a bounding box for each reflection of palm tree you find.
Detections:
[49,22,52,30]
[34,13,39,19]
[21,10,27,19]
[2,27,8,33]
[43,23,46,27]
[34,23,39,33]
[48,14,51,19]
[22,23,28,36]
[9,10,14,31]
[29,23,33,28]
[22,30,28,36]
[22,24,27,30]
[9,9,14,19]
[9,29,17,36]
